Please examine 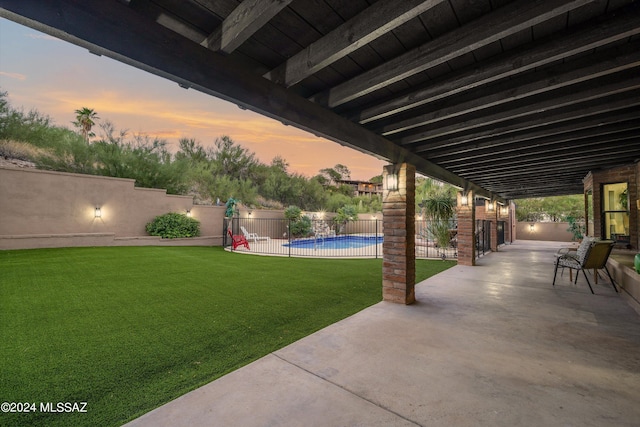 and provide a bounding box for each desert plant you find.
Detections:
[289,215,312,237]
[285,205,312,237]
[566,216,585,241]
[334,204,358,234]
[145,212,200,238]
